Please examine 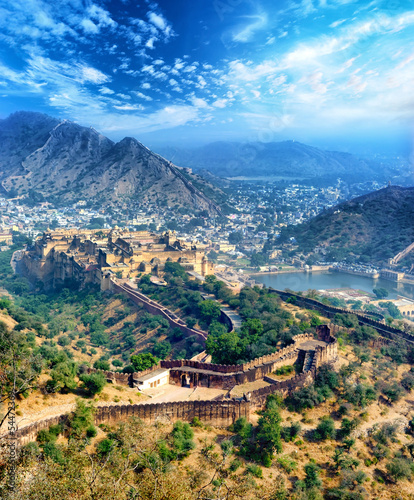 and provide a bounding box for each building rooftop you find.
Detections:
[135,368,170,383]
